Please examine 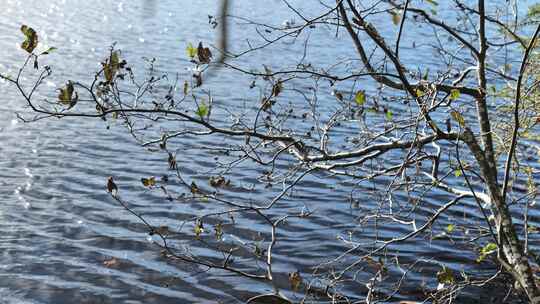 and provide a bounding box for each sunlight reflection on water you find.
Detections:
[0,1,537,303]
